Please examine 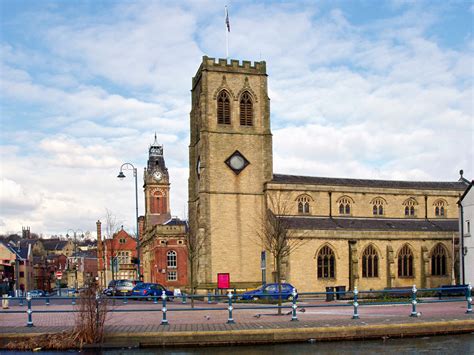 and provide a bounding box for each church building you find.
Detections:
[188,56,468,292]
